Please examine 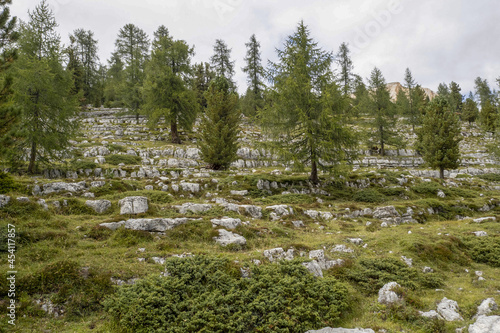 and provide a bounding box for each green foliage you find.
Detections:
[109,143,127,152]
[0,171,19,193]
[241,34,264,117]
[477,173,500,182]
[86,225,112,241]
[109,227,153,247]
[210,39,236,90]
[198,76,240,170]
[333,258,443,294]
[412,181,442,195]
[260,193,315,205]
[408,237,470,268]
[262,21,356,183]
[461,236,500,267]
[72,160,97,170]
[17,260,113,317]
[192,62,214,110]
[58,198,96,215]
[418,97,461,178]
[461,93,479,123]
[104,257,350,333]
[106,154,141,165]
[143,27,198,144]
[480,100,498,133]
[352,188,387,203]
[0,199,51,220]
